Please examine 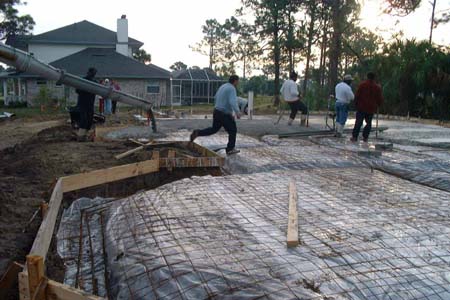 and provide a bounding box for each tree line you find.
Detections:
[191,0,450,120]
